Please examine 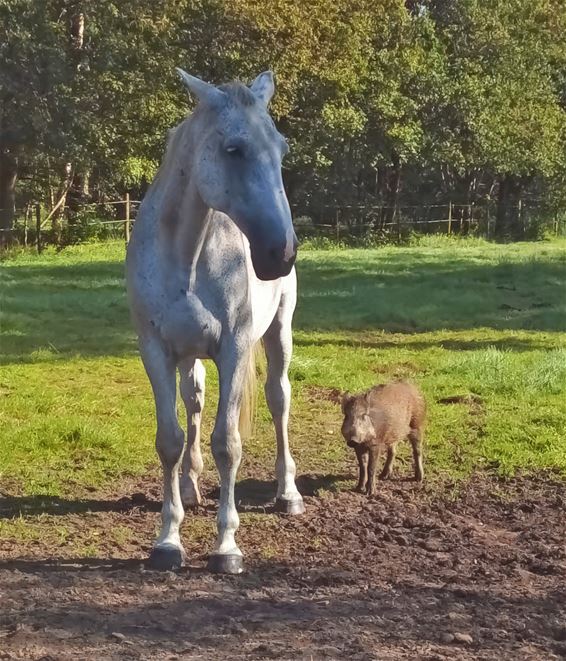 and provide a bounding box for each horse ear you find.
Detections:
[250,71,275,105]
[175,68,225,105]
